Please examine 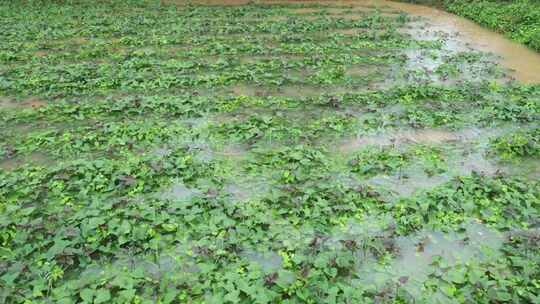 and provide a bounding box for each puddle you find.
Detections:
[342,124,540,198]
[241,249,283,273]
[186,0,540,83]
[401,129,462,143]
[453,151,499,176]
[223,178,270,203]
[361,147,499,197]
[322,214,396,252]
[215,144,248,158]
[223,183,253,202]
[113,253,195,280]
[365,155,499,198]
[150,147,171,158]
[278,85,326,98]
[159,181,202,202]
[403,48,441,78]
[340,127,504,196]
[381,0,540,83]
[502,157,540,179]
[338,128,479,153]
[183,140,215,163]
[385,45,505,86]
[368,168,449,198]
[311,216,503,300]
[355,220,503,300]
[345,64,380,79]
